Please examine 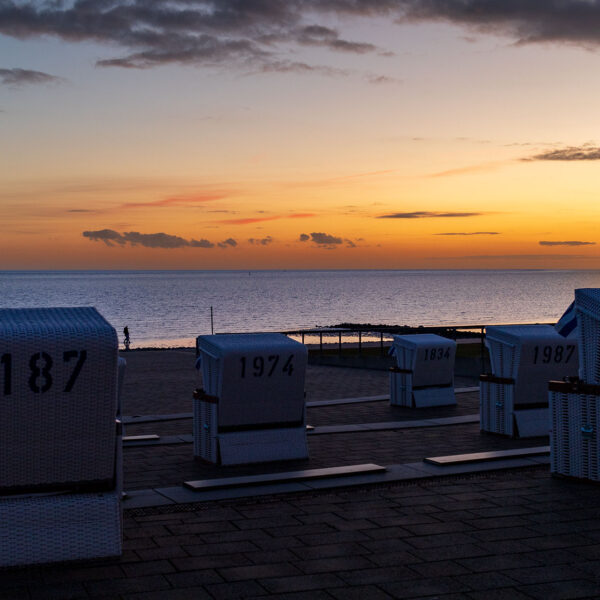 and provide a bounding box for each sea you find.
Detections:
[1,270,599,348]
